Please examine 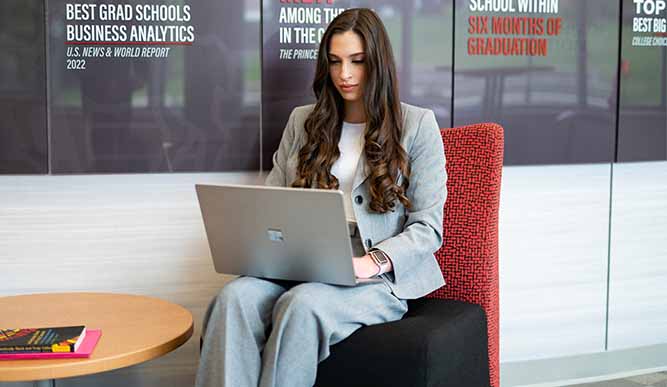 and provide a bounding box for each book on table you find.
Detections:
[0,329,101,360]
[0,326,86,353]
